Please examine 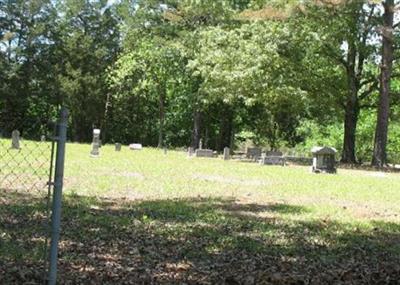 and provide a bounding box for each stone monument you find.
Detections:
[90,129,101,157]
[195,149,214,158]
[223,147,230,160]
[188,147,195,157]
[311,146,337,174]
[11,130,21,150]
